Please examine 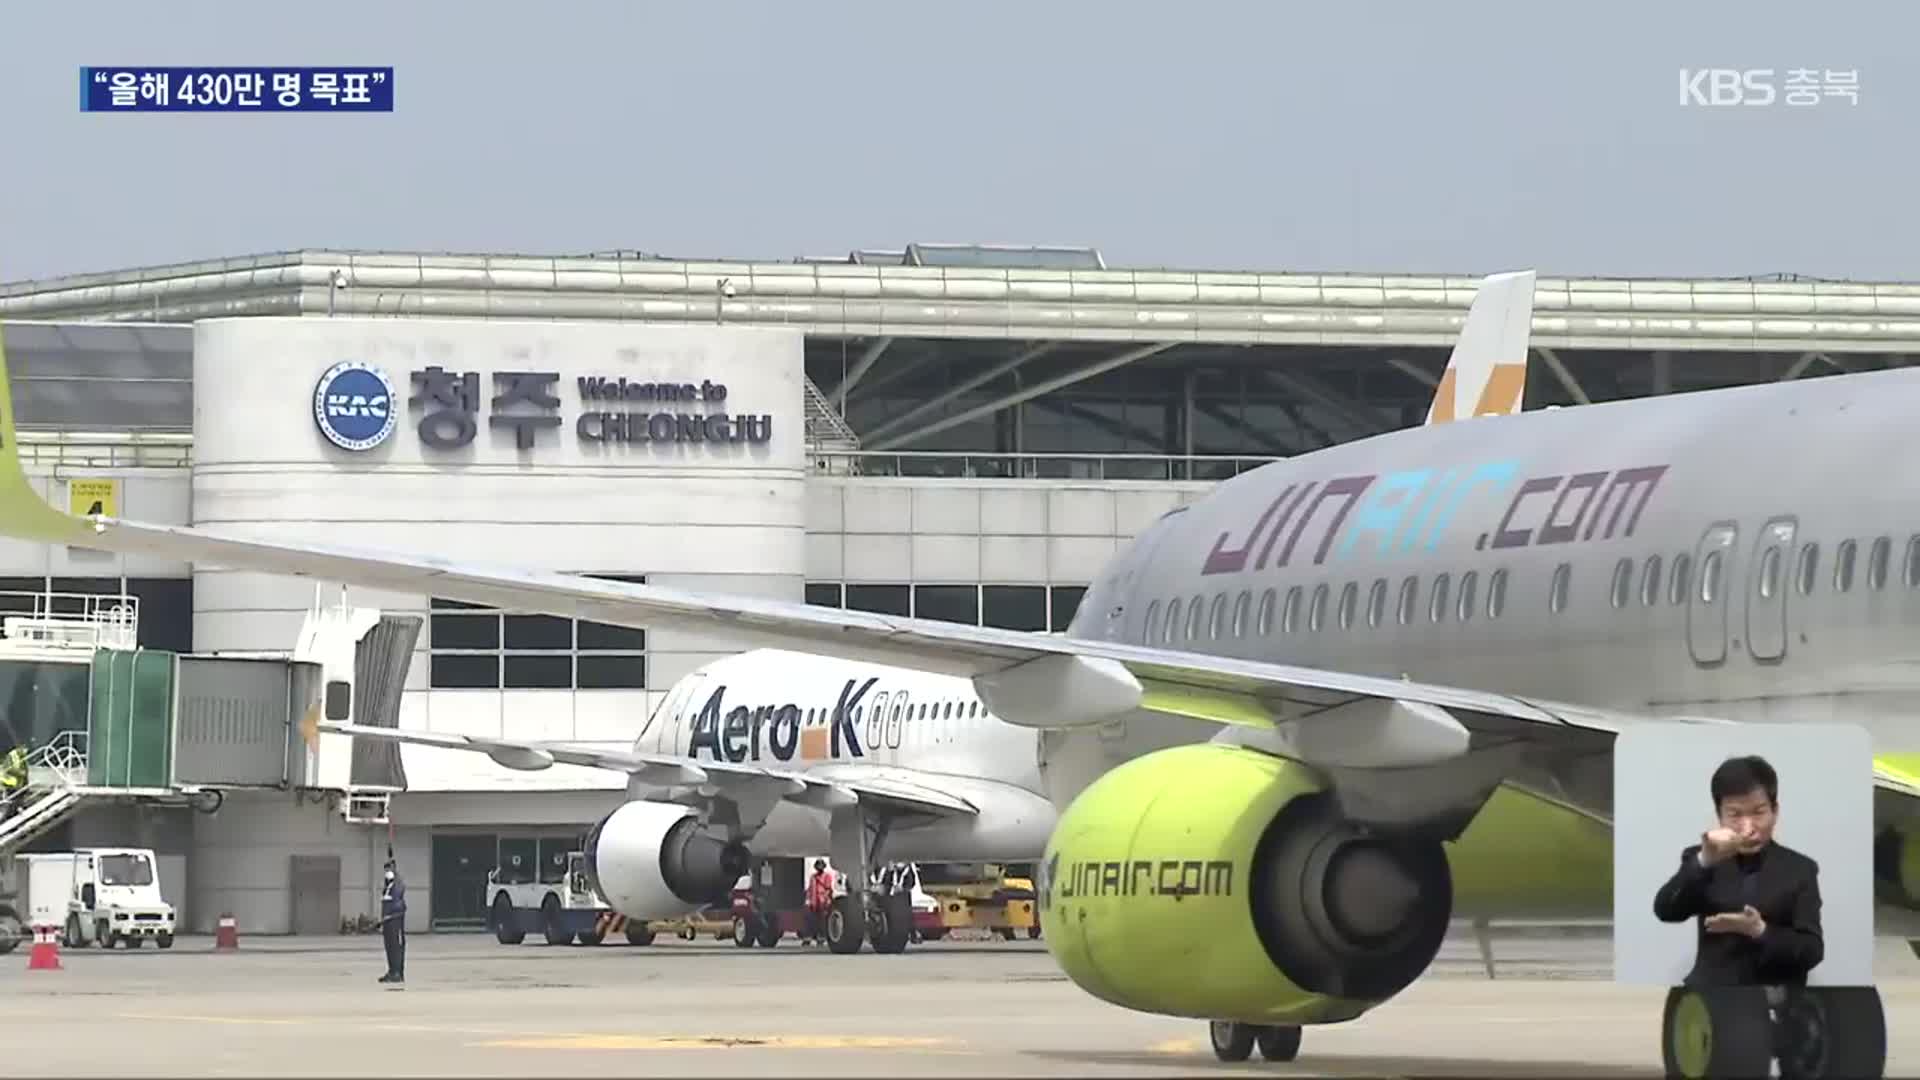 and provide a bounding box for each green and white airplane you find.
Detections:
[0,272,1912,1070]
